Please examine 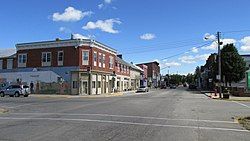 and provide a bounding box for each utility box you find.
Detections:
[247,71,250,91]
